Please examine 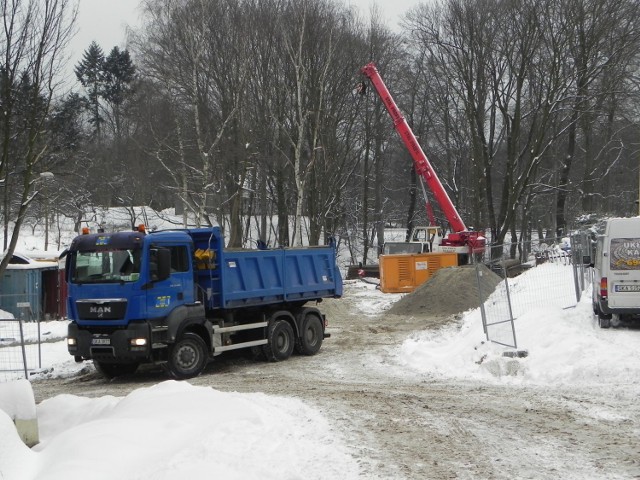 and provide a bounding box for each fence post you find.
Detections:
[501,259,518,350]
[475,262,489,337]
[17,318,28,379]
